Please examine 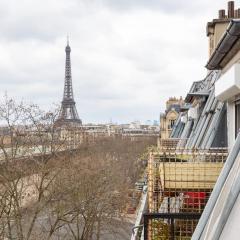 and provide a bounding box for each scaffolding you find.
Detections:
[158,138,181,149]
[147,145,228,239]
